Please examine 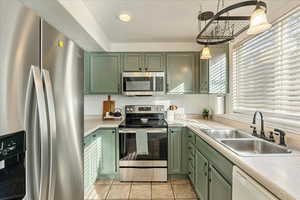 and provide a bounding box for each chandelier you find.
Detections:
[197,0,271,59]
